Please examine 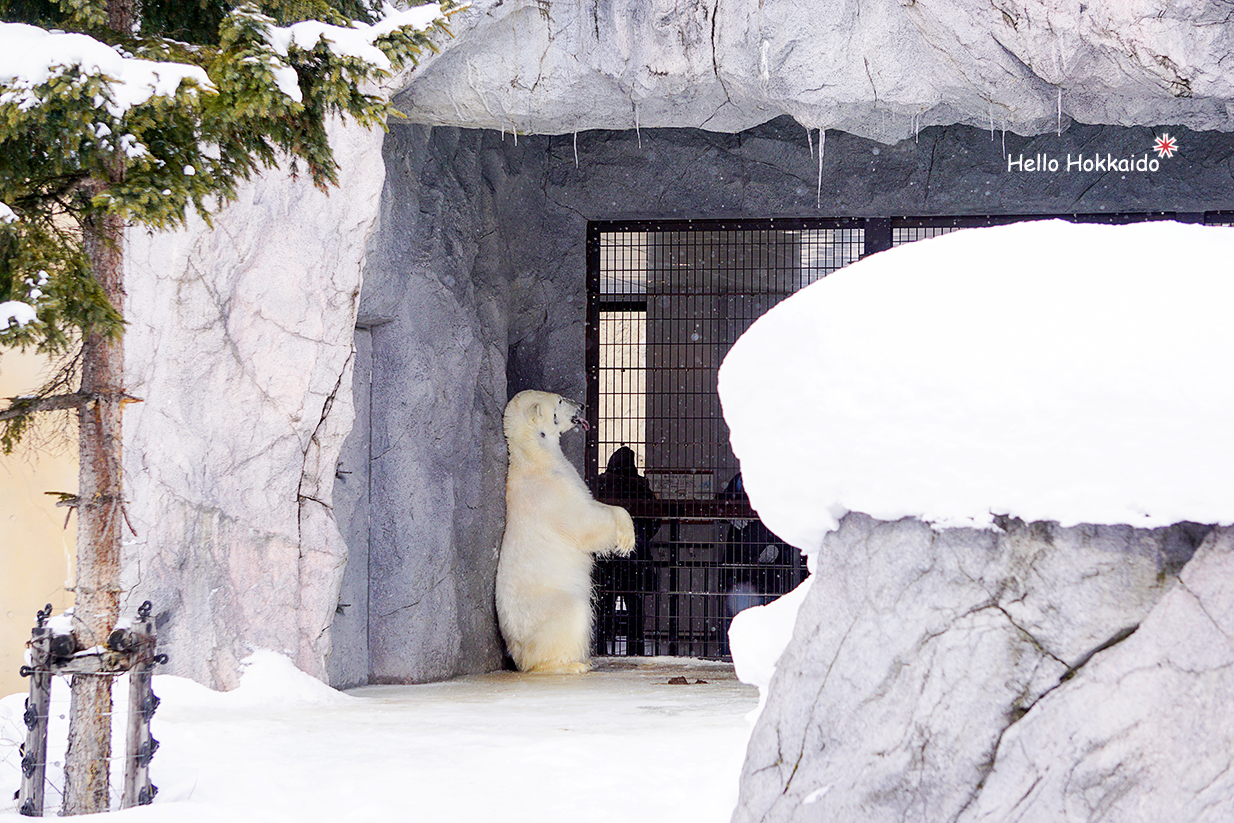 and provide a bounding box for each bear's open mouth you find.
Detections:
[571,412,591,432]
